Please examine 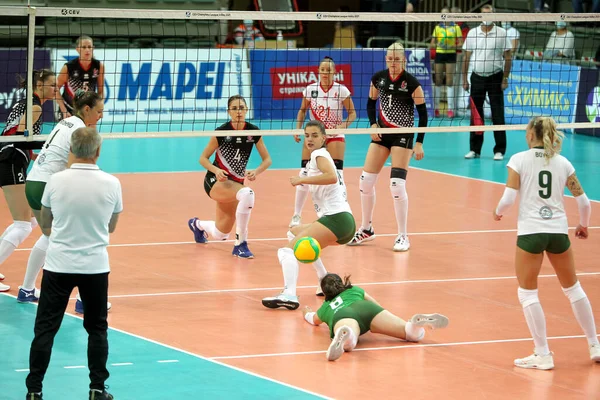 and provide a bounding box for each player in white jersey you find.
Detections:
[493,116,599,370]
[289,56,356,228]
[263,120,356,310]
[18,91,105,315]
